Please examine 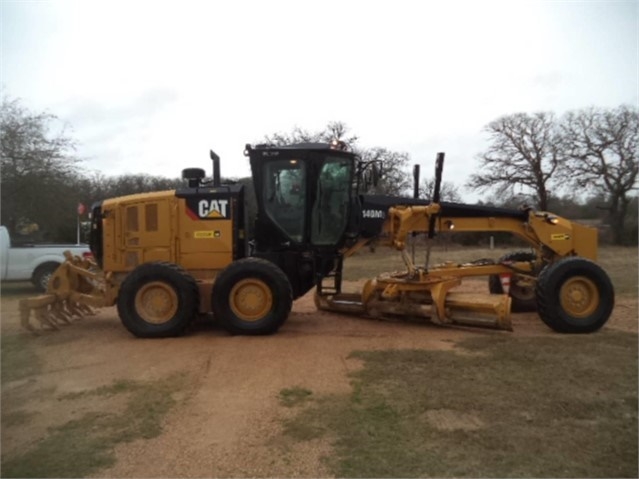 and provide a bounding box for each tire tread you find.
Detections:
[117,261,199,338]
[535,256,614,333]
[212,257,292,335]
